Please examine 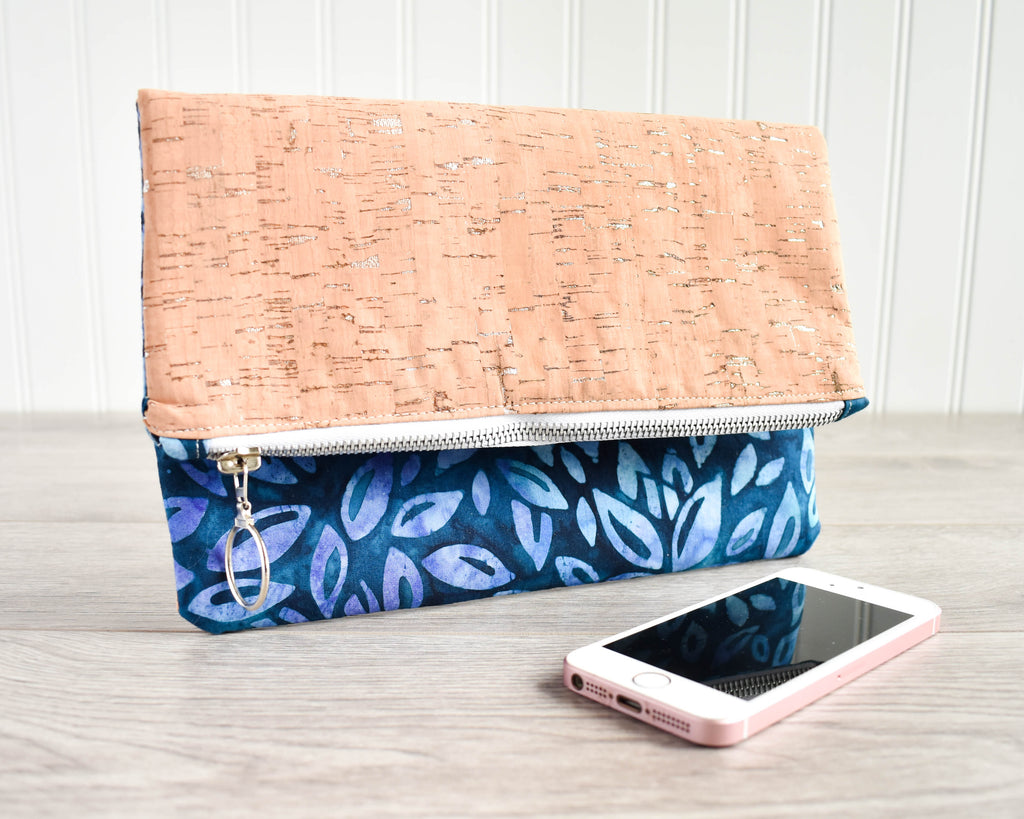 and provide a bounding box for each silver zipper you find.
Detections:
[204,401,844,459]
